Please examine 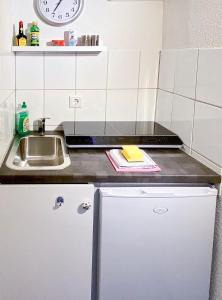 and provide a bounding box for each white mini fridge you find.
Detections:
[98,186,217,300]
